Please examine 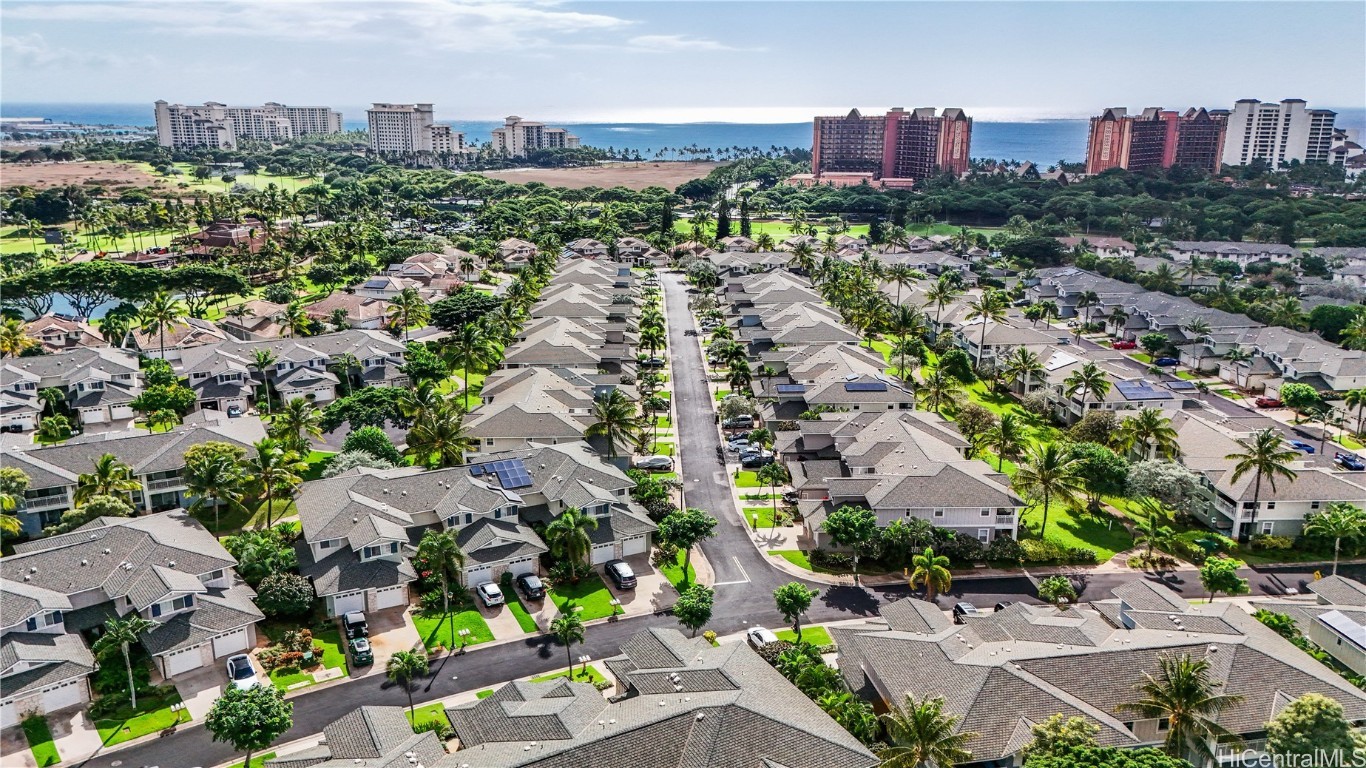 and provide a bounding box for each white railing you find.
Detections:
[145,477,186,491]
[23,494,70,511]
